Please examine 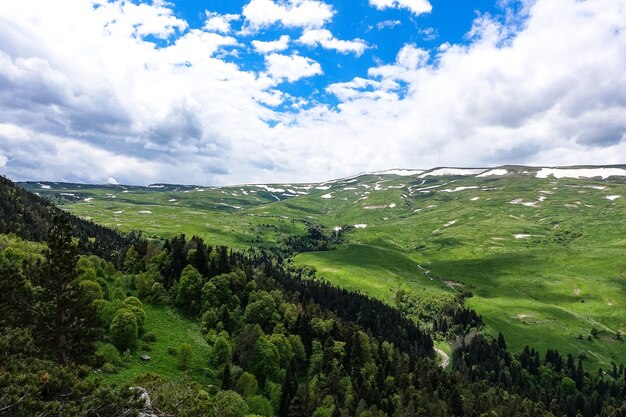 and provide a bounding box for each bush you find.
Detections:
[101,362,117,374]
[109,308,138,351]
[95,343,121,366]
[179,343,193,370]
[168,346,178,356]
